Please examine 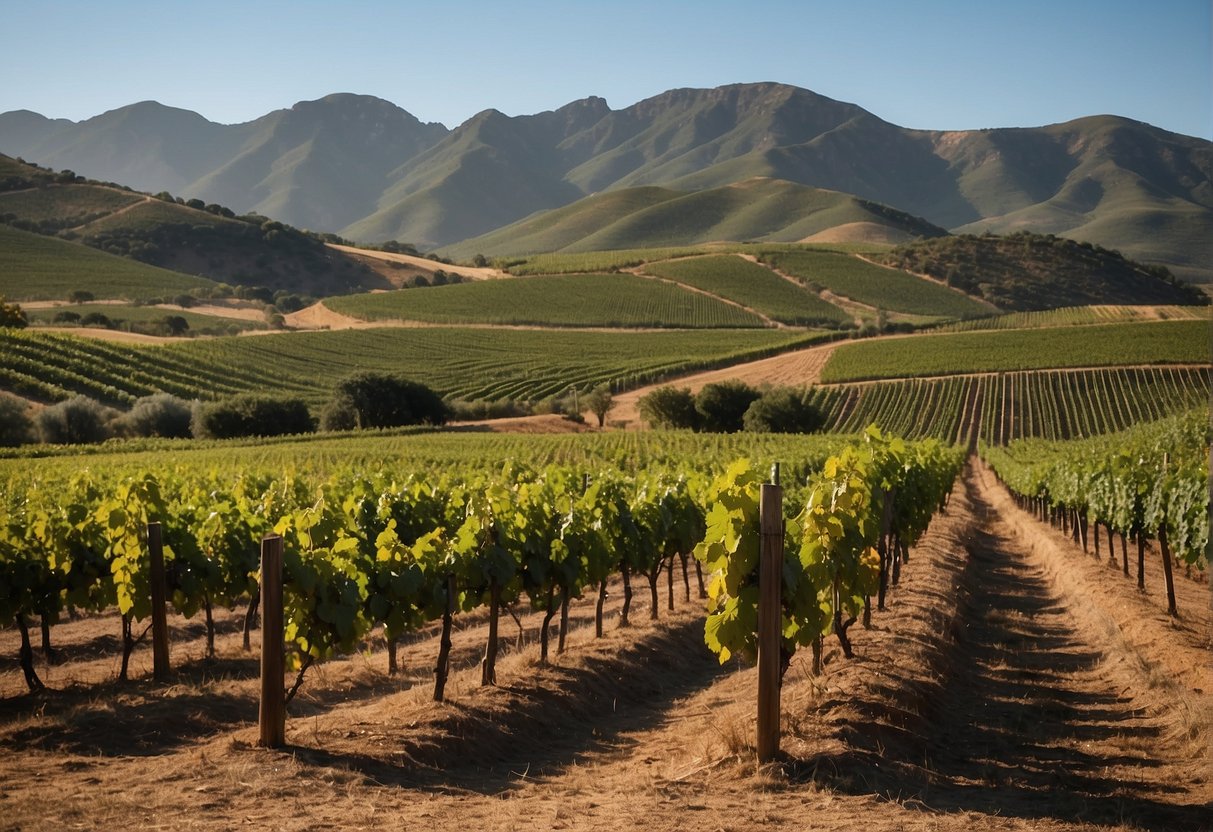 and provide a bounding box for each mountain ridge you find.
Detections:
[2,83,1209,279]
